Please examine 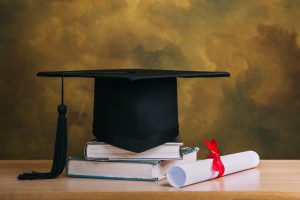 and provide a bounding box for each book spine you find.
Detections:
[84,143,88,160]
[67,173,159,182]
